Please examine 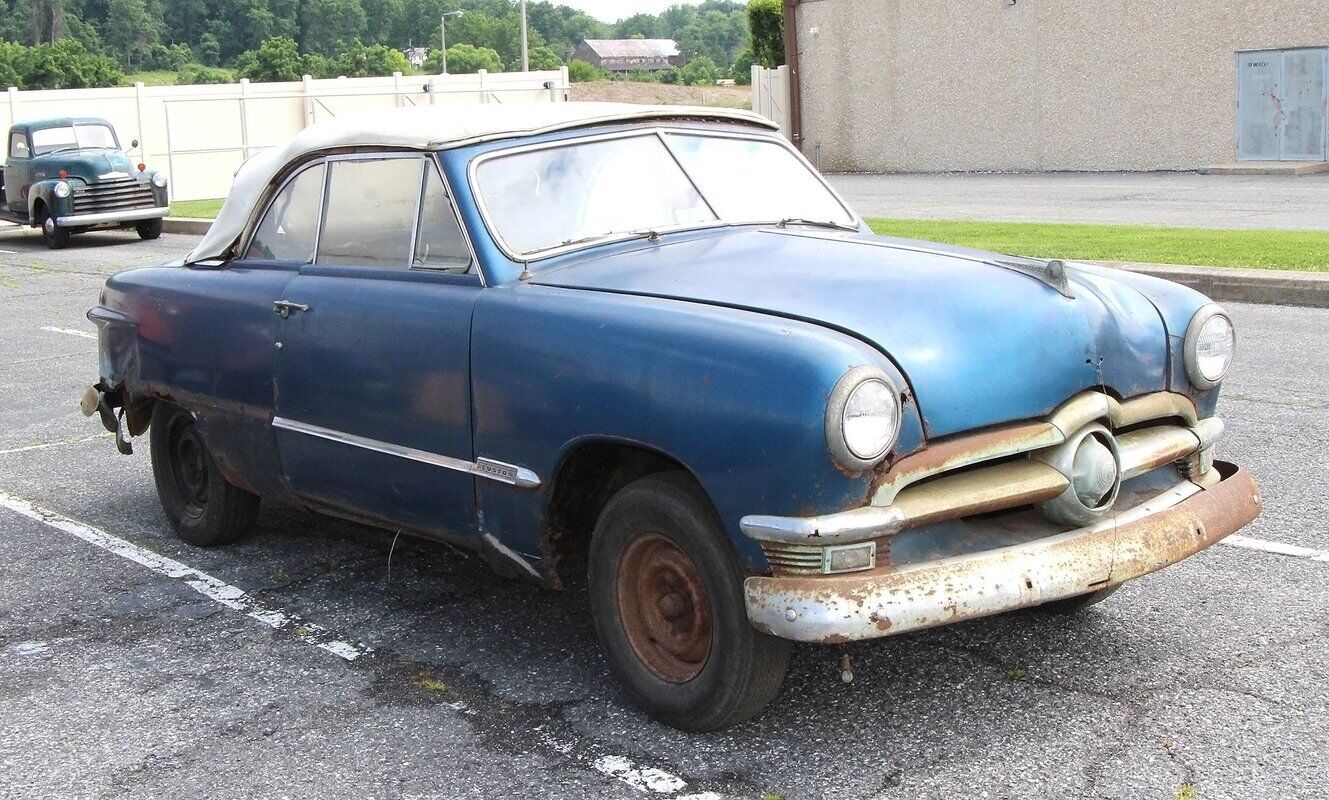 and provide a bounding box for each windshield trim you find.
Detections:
[467,126,860,265]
